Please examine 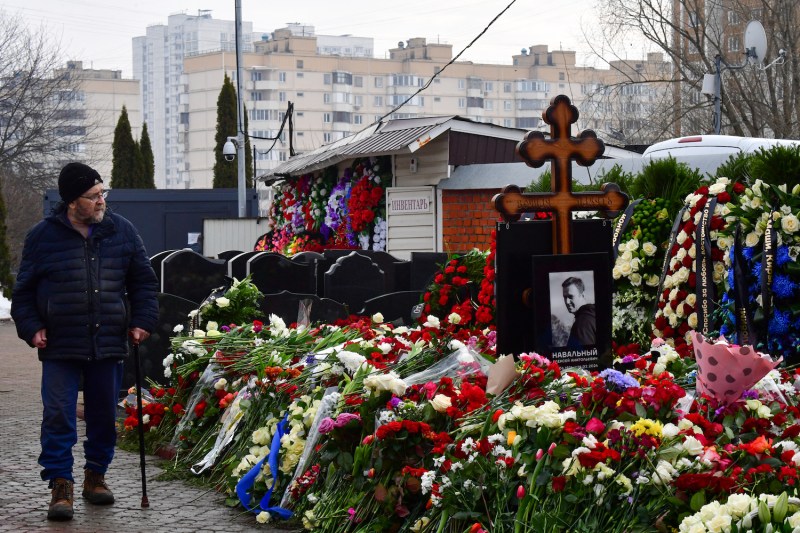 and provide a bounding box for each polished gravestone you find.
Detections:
[150,250,178,285]
[409,252,449,291]
[359,290,424,326]
[122,293,197,390]
[492,95,628,371]
[227,251,266,280]
[292,252,326,295]
[323,252,386,314]
[261,290,348,326]
[217,249,245,261]
[321,249,410,293]
[249,253,317,295]
[161,250,228,304]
